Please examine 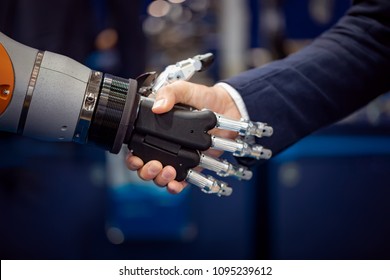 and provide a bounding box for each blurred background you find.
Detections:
[1,0,390,260]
